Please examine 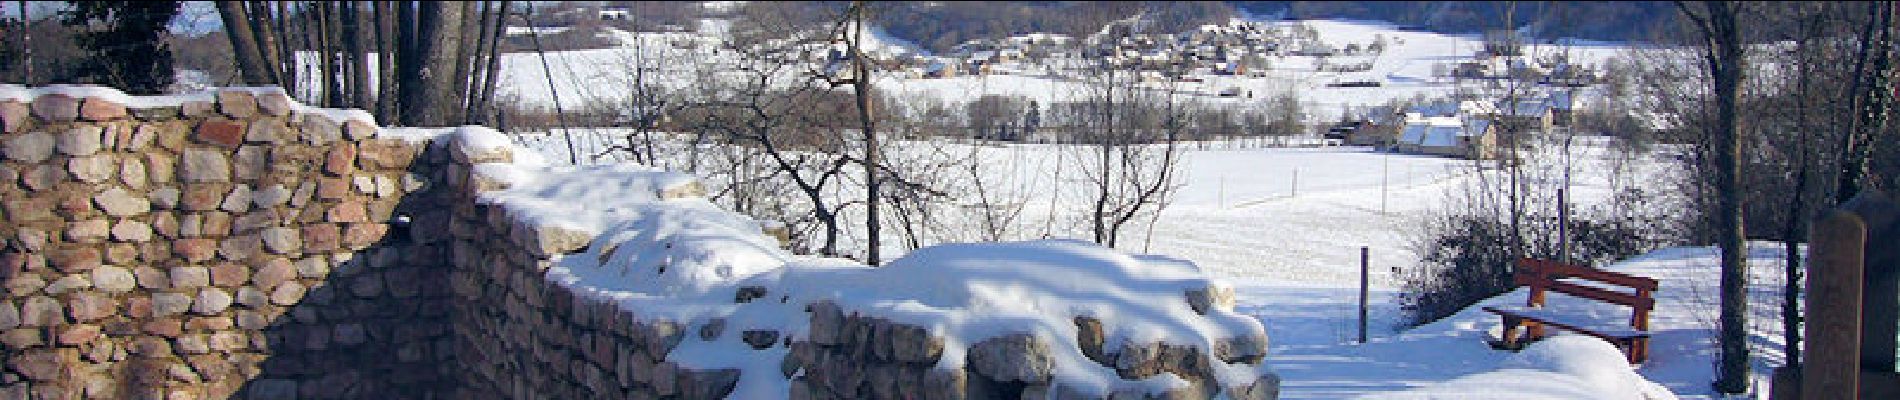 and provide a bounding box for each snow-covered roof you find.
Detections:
[1399,116,1480,148]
